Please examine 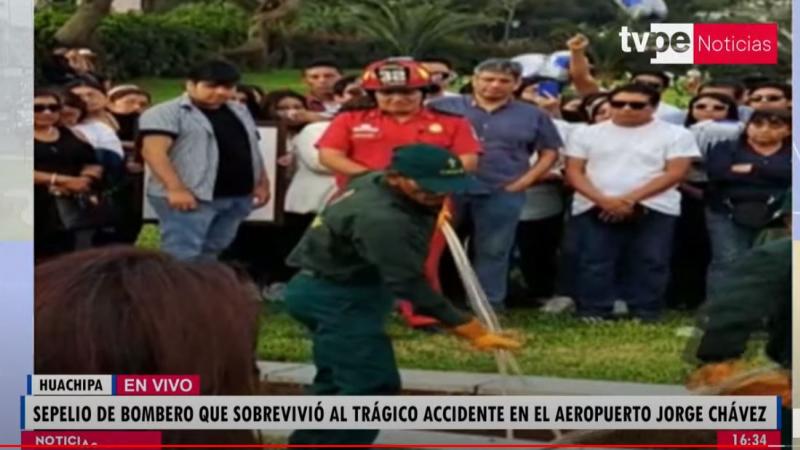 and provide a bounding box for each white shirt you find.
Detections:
[520,118,577,221]
[284,122,337,214]
[565,119,700,216]
[73,119,124,157]
[655,102,686,125]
